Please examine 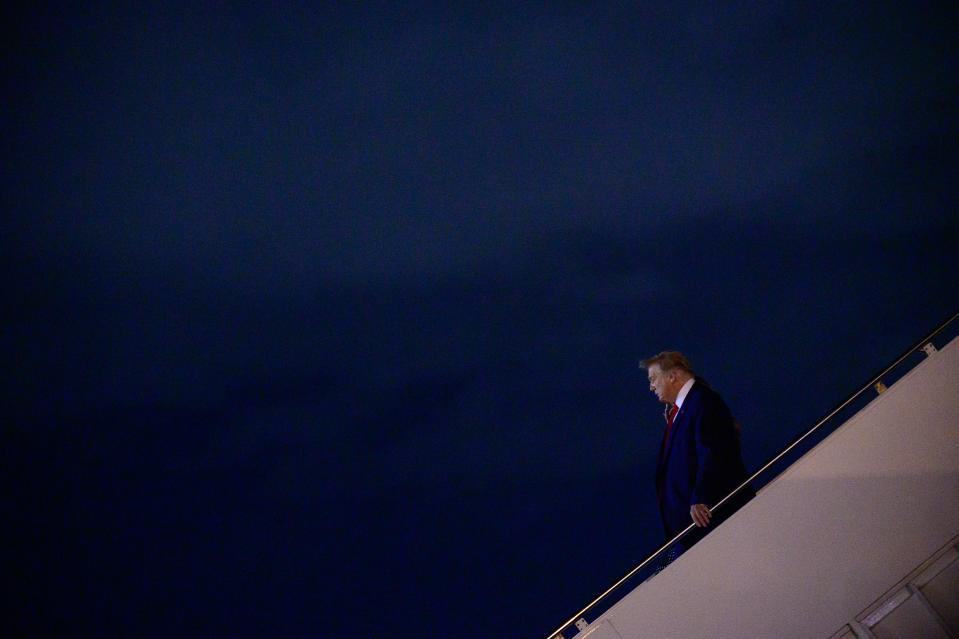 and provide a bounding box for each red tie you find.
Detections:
[662,403,678,457]
[657,403,680,504]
